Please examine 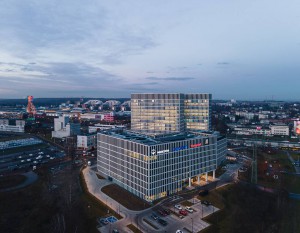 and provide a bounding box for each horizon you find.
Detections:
[1,1,300,99]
